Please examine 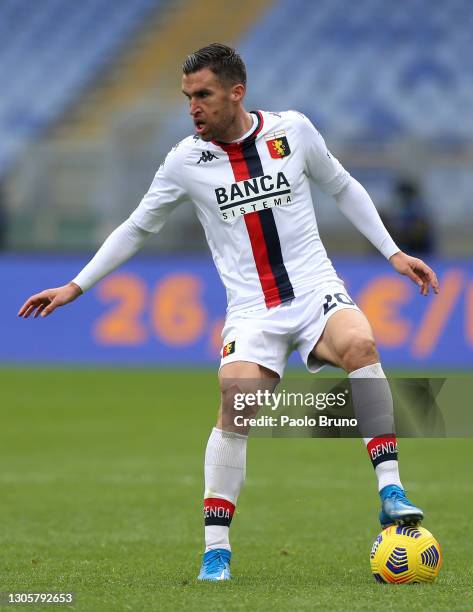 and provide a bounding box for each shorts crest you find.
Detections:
[222,340,236,357]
